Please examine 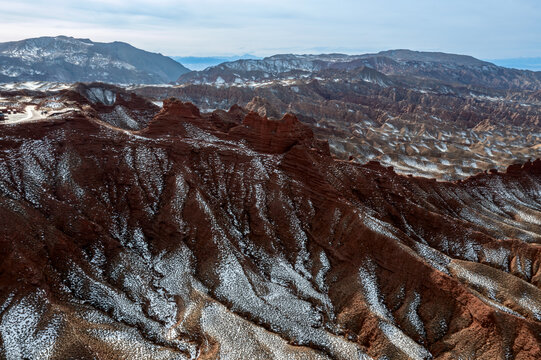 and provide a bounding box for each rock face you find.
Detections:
[1,101,541,359]
[67,83,162,130]
[246,96,282,119]
[0,36,190,84]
